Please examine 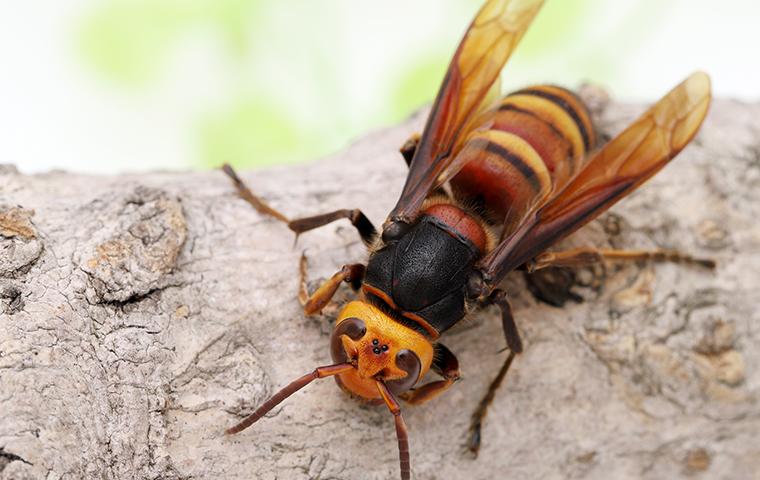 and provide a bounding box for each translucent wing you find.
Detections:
[478,72,712,284]
[388,0,544,225]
